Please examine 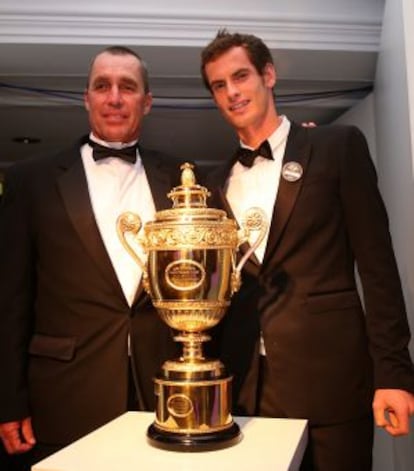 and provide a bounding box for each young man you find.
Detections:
[201,30,414,470]
[0,46,178,469]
